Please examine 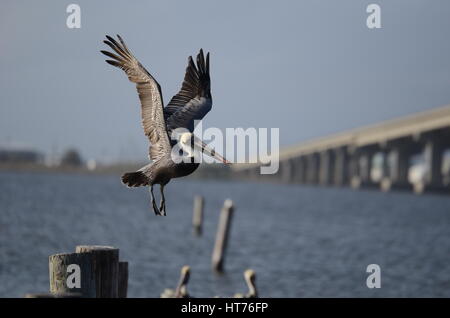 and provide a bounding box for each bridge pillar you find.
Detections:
[280,159,294,183]
[349,147,361,188]
[333,147,349,186]
[319,150,334,185]
[292,156,306,183]
[359,145,378,187]
[422,135,445,192]
[305,153,319,184]
[359,153,371,184]
[407,130,450,194]
[300,156,308,183]
[380,139,414,191]
[349,145,378,188]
